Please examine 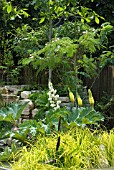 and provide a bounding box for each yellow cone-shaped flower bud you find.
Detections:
[76,92,82,107]
[68,88,75,104]
[88,89,94,107]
